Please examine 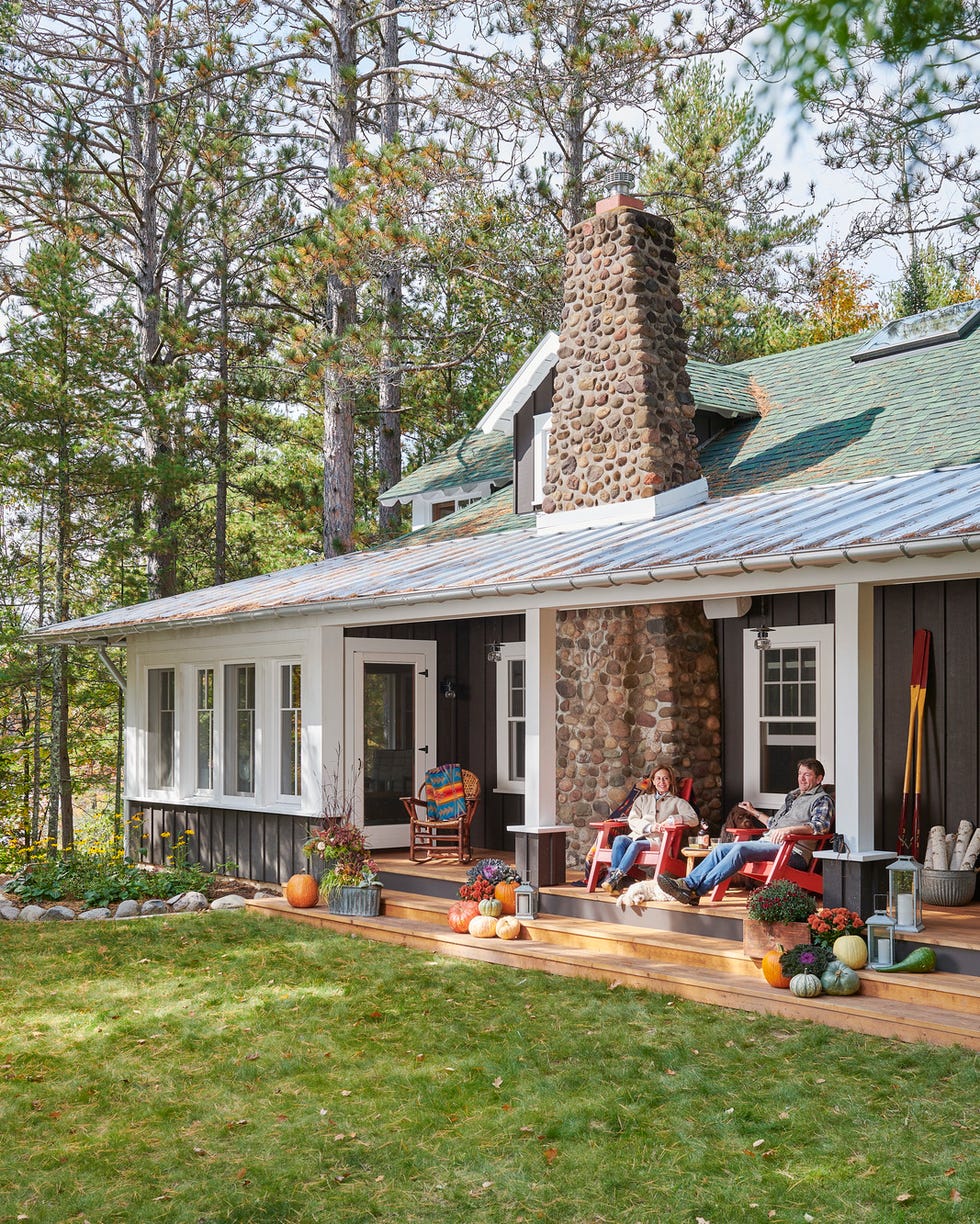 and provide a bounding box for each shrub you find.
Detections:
[745,879,818,924]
